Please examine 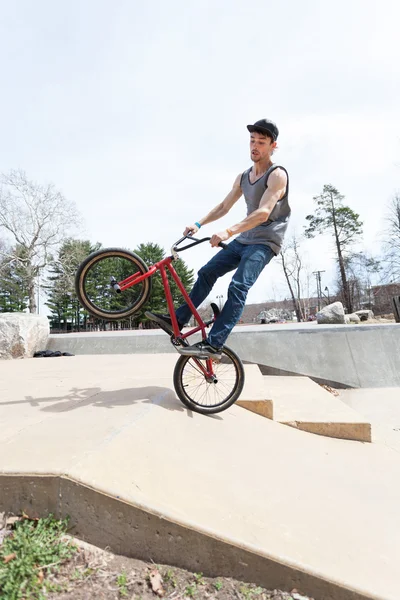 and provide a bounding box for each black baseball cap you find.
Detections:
[247,119,279,141]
